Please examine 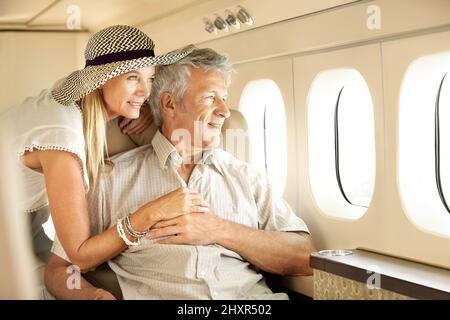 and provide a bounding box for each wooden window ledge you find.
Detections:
[310,248,450,300]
